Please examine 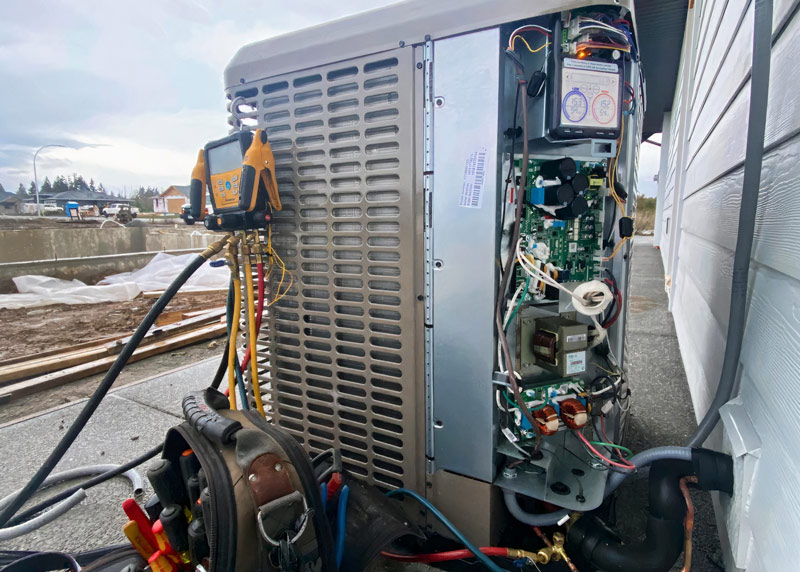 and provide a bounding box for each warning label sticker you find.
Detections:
[459,148,487,208]
[565,351,586,375]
